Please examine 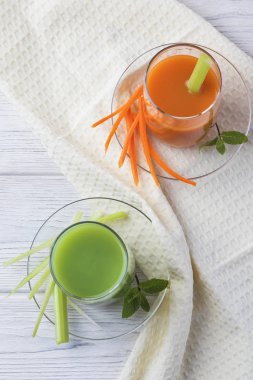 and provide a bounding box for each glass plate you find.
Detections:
[112,44,251,180]
[27,198,167,340]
